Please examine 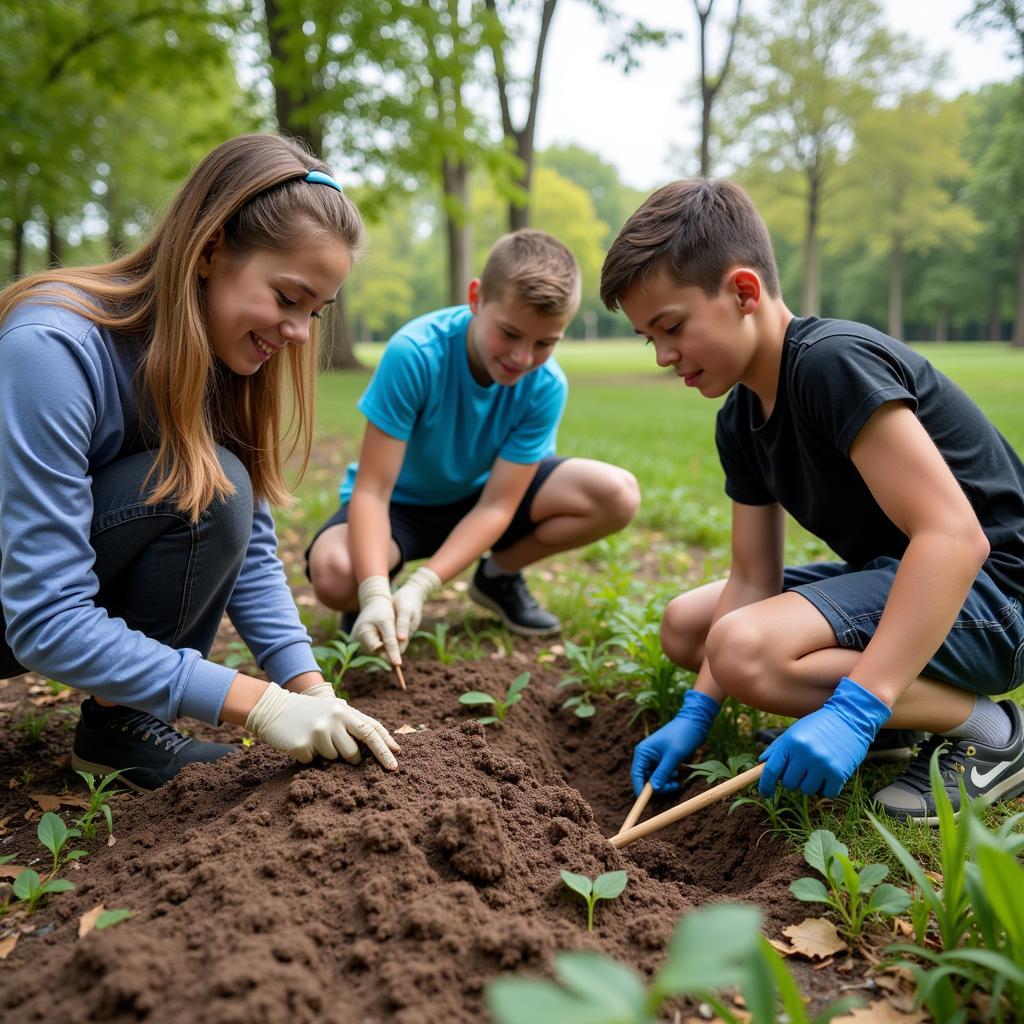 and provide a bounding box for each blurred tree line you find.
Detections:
[1,0,1022,356]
